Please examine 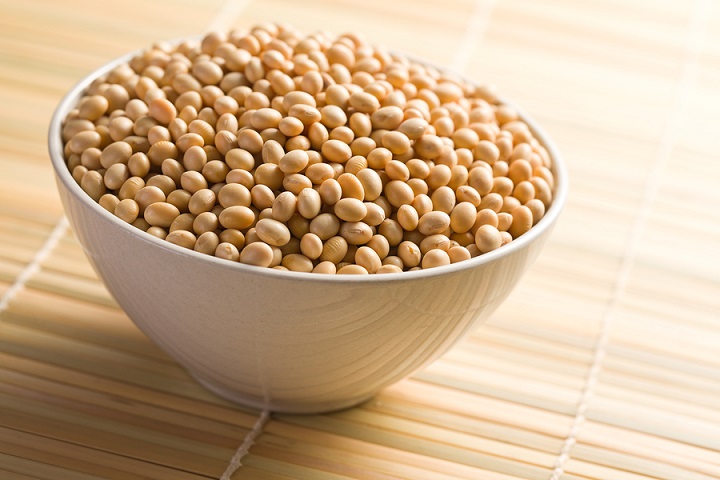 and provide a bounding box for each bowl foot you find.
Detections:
[187,369,376,414]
